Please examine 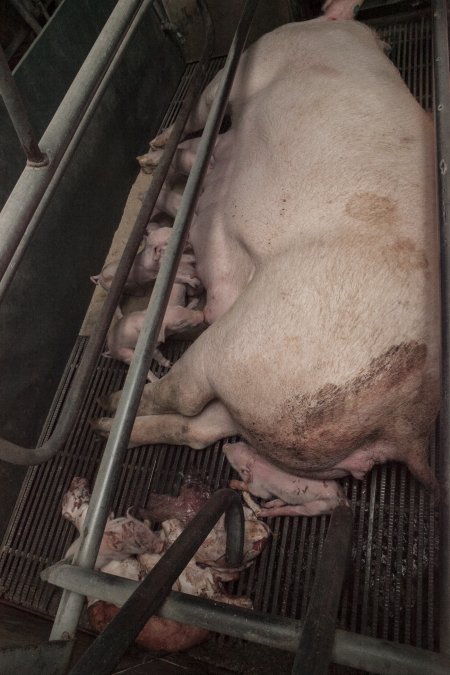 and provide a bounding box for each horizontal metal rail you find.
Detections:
[43,560,450,675]
[0,45,47,165]
[292,505,353,675]
[0,0,214,467]
[66,489,244,675]
[432,0,450,656]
